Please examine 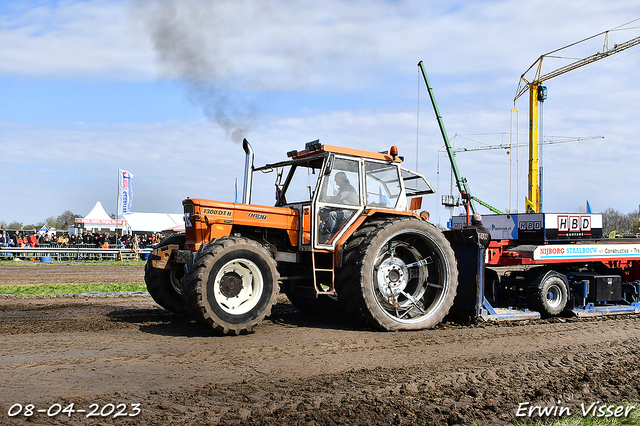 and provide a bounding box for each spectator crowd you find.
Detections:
[0,229,168,250]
